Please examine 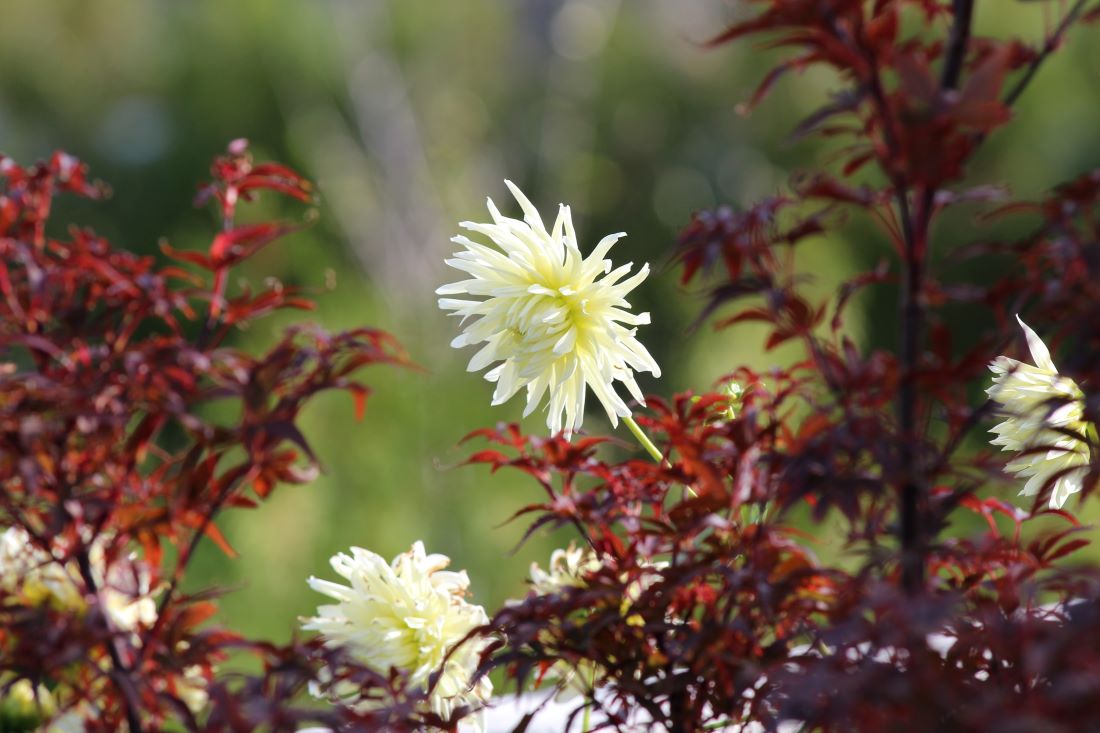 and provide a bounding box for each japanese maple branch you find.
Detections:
[825,3,931,591]
[1003,0,1093,108]
[967,0,1094,152]
[75,548,146,733]
[197,204,236,351]
[896,197,925,594]
[896,0,976,594]
[940,0,975,91]
[161,213,239,620]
